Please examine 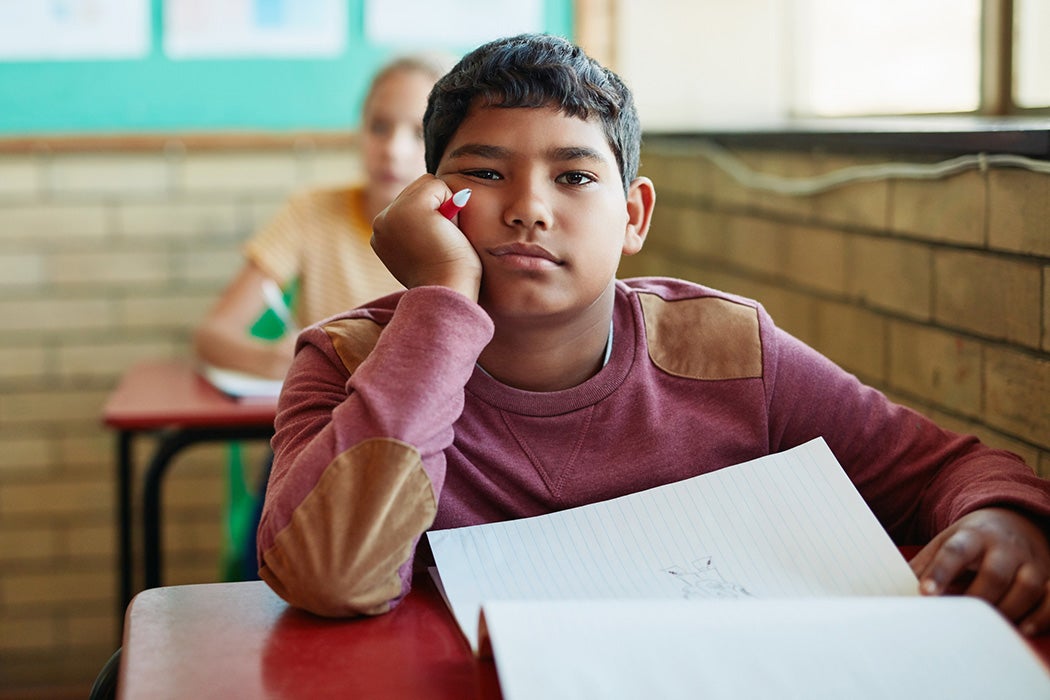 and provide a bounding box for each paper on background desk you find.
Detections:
[200,364,282,400]
[427,437,918,653]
